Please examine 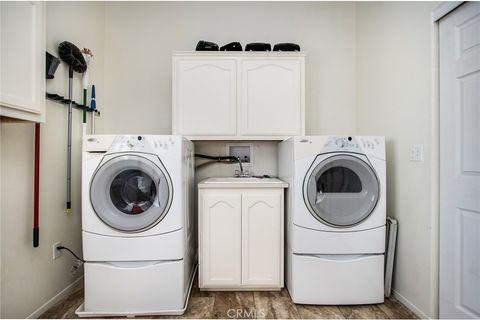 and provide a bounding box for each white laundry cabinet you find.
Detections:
[172,52,305,140]
[0,1,45,122]
[198,178,288,290]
